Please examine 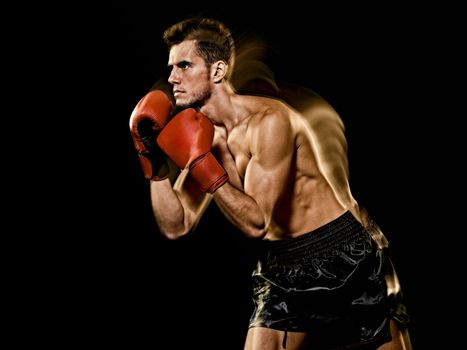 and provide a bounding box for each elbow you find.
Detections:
[247,231,266,240]
[159,225,190,240]
[244,223,267,239]
[161,231,185,240]
[245,217,280,239]
[159,217,200,240]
